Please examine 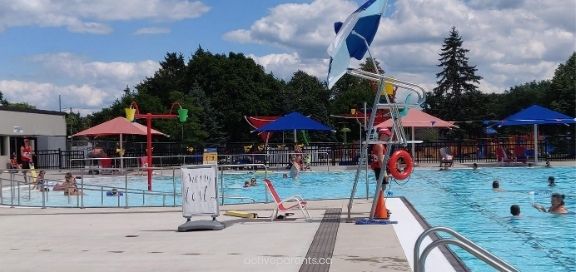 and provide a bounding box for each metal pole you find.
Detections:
[124,174,129,208]
[10,173,15,207]
[41,187,46,209]
[17,177,20,206]
[101,186,104,206]
[80,172,84,209]
[220,168,225,205]
[534,124,539,164]
[172,168,176,207]
[146,114,153,191]
[0,176,3,204]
